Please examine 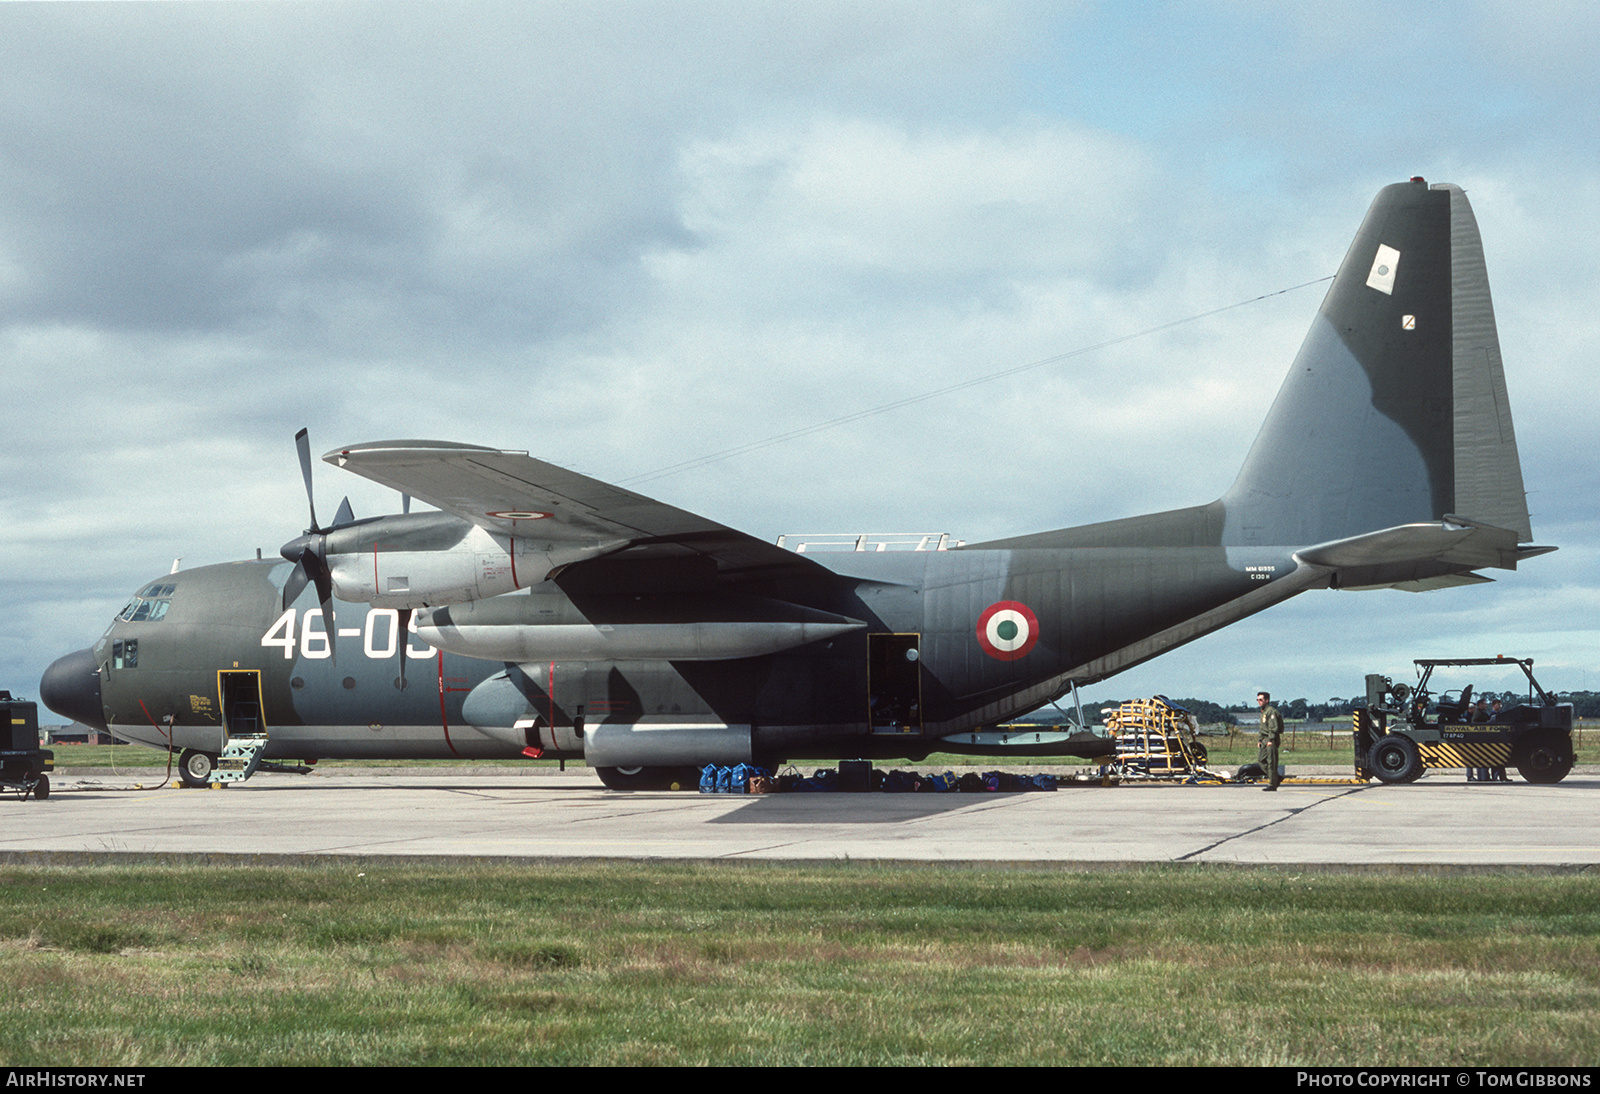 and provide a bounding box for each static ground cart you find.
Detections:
[1,691,54,800]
